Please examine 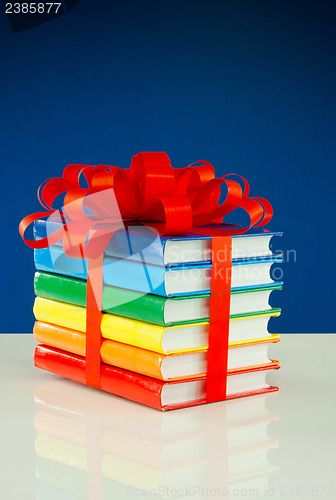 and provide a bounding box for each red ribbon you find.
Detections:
[208,234,232,403]
[19,152,273,403]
